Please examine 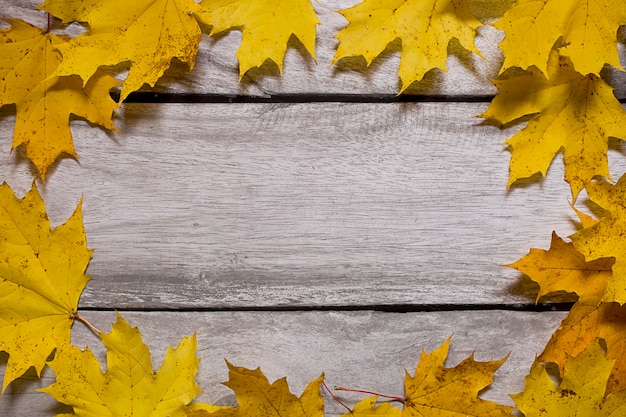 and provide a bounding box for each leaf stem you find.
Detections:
[74,313,102,336]
[334,386,405,403]
[47,12,51,33]
[322,380,352,413]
